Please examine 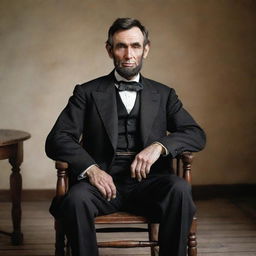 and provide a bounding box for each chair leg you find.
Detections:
[55,219,66,256]
[148,223,159,256]
[188,216,197,256]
